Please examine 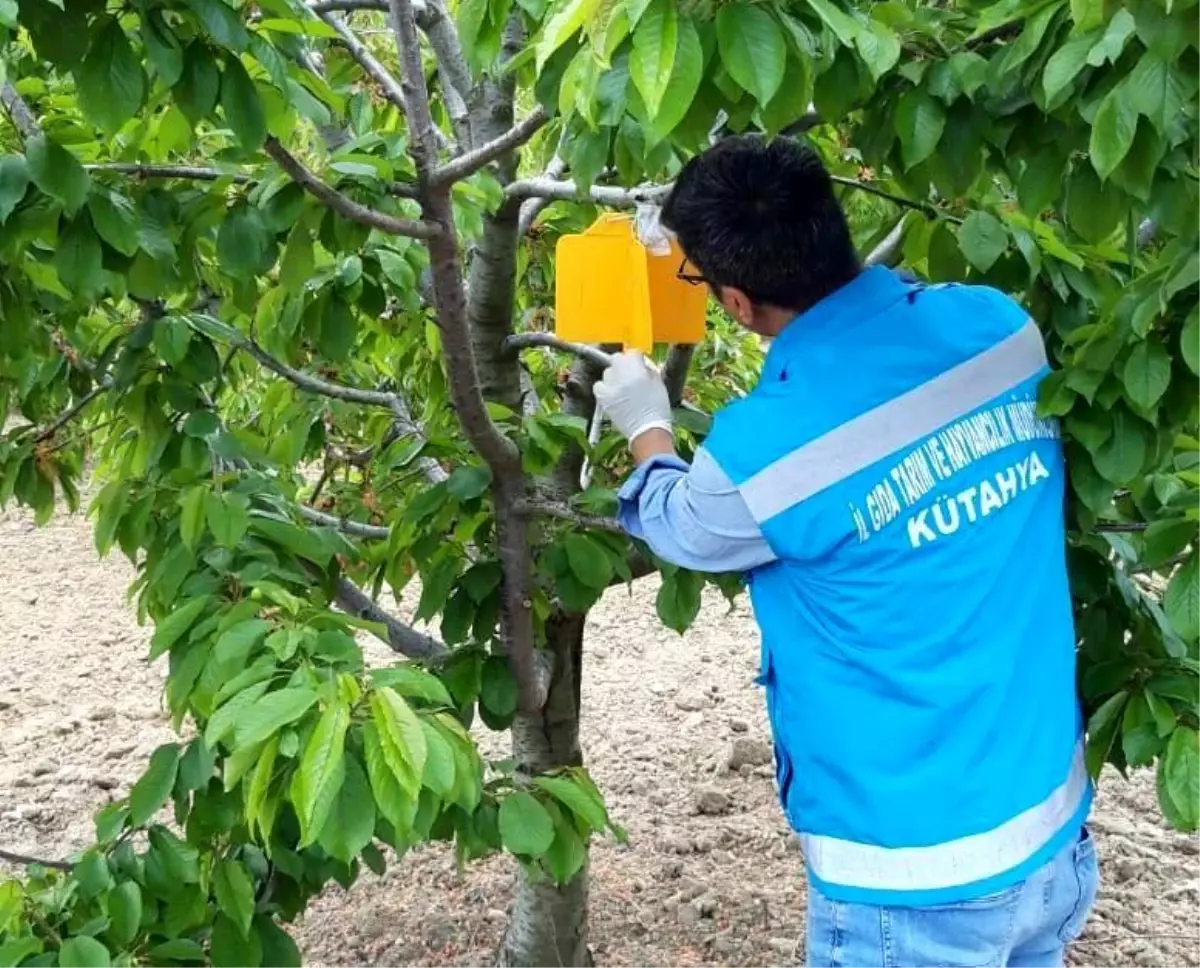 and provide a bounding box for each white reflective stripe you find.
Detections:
[739,320,1048,524]
[801,741,1089,892]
